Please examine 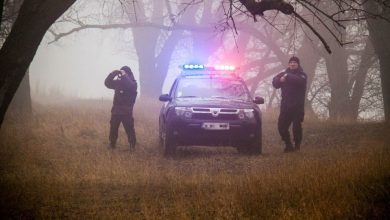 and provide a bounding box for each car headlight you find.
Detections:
[175,107,192,118]
[239,109,254,119]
